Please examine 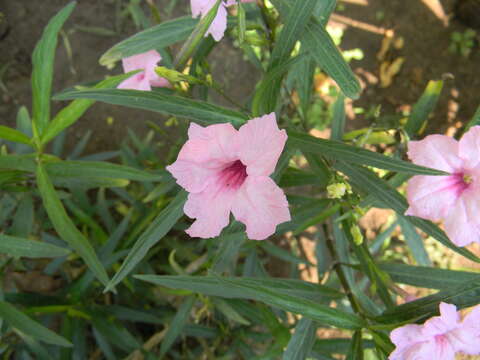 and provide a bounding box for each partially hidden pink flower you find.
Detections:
[190,0,255,41]
[117,50,170,91]
[166,113,291,240]
[389,302,480,360]
[405,126,480,247]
